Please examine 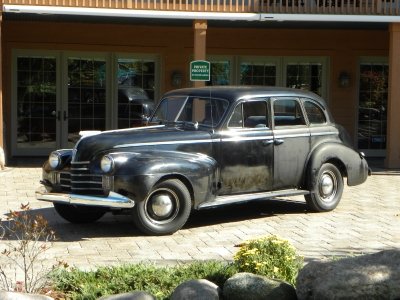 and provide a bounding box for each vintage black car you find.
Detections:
[36,86,370,235]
